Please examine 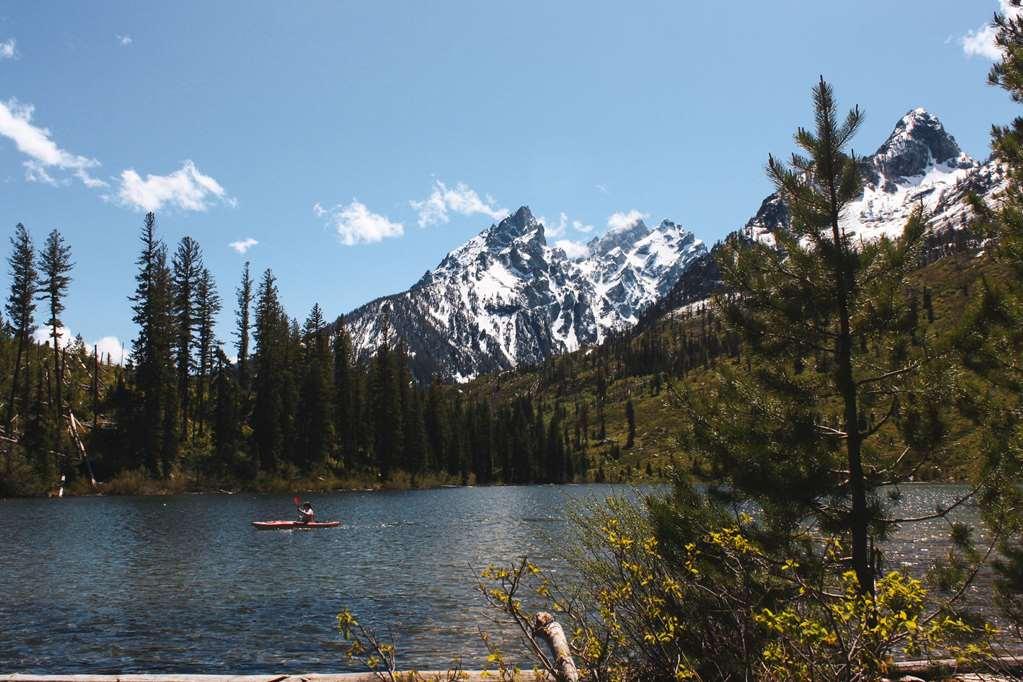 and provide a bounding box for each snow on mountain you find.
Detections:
[345,206,705,382]
[746,108,1005,245]
[652,108,1006,323]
